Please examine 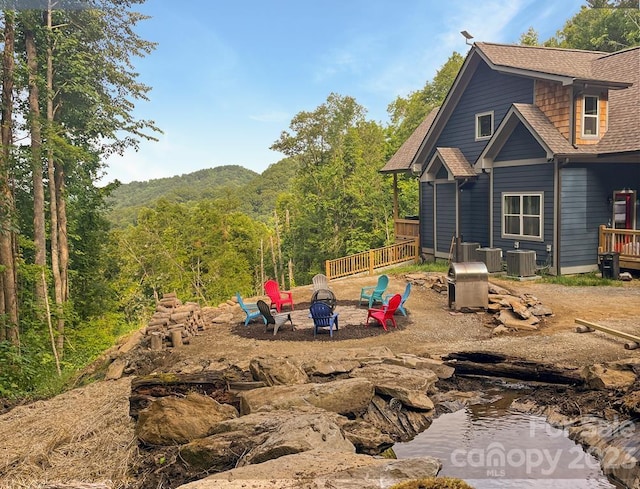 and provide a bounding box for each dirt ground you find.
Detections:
[187,273,640,369]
